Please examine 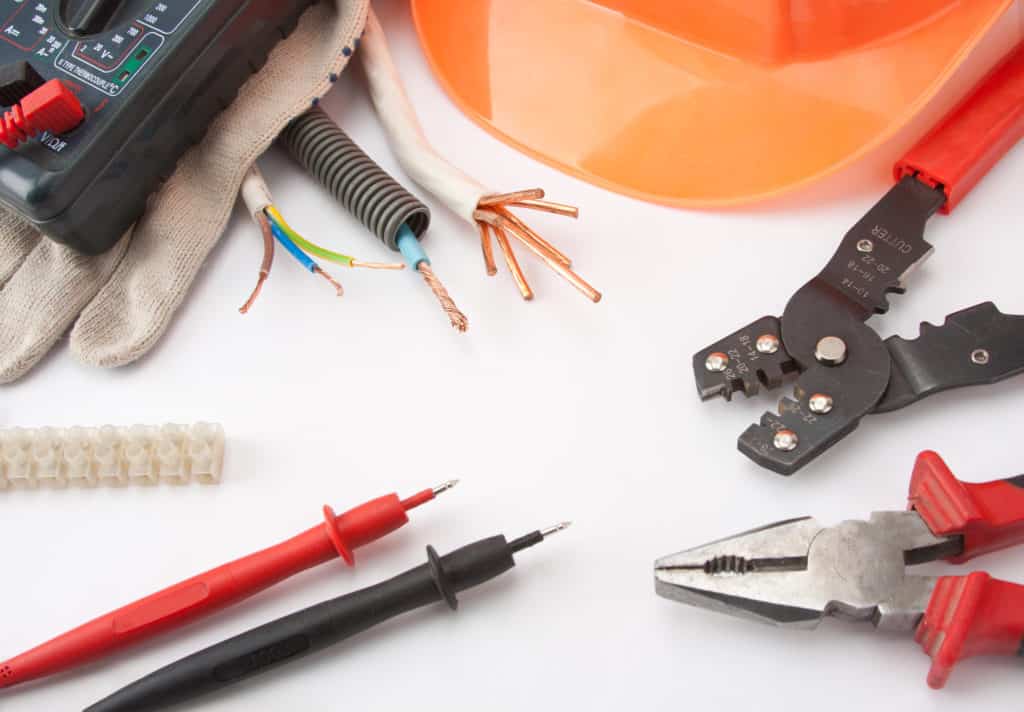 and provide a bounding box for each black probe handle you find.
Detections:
[85,536,518,712]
